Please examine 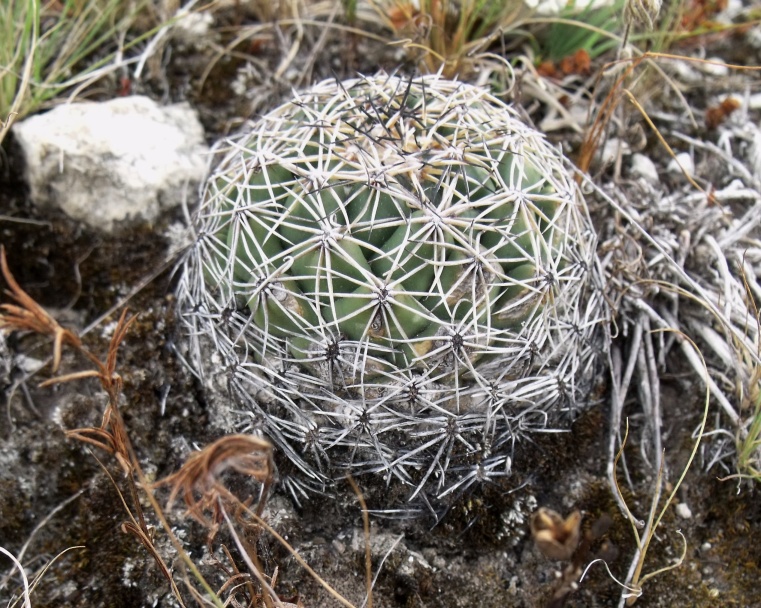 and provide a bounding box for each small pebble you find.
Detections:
[699,58,729,78]
[748,93,761,110]
[630,153,659,185]
[676,502,692,519]
[667,152,694,178]
[174,11,213,44]
[670,60,703,84]
[719,0,743,21]
[600,138,629,165]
